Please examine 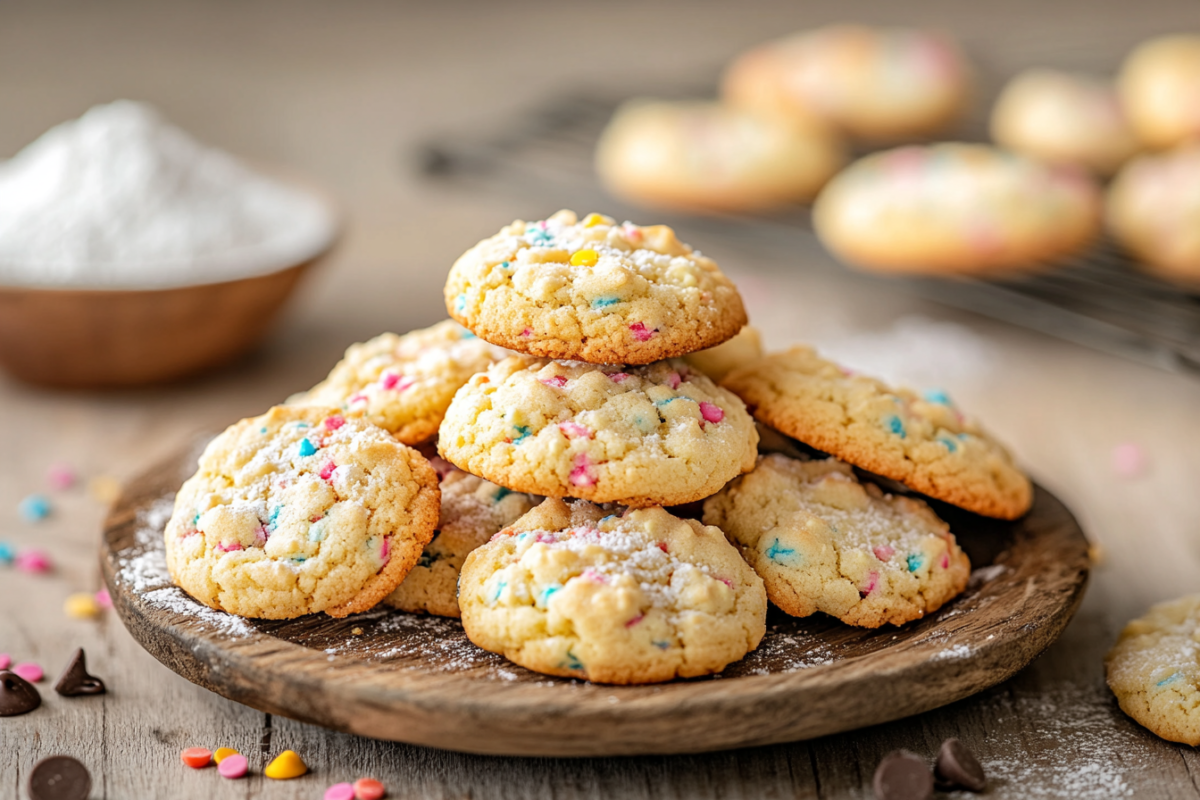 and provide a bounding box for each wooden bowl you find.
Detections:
[0,179,337,389]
